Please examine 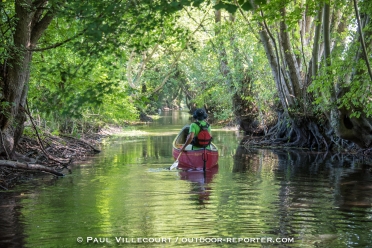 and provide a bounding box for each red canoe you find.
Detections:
[172,125,219,170]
